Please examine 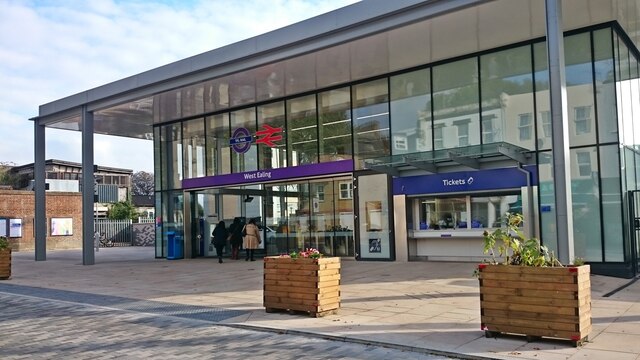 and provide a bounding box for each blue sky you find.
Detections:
[0,0,358,172]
